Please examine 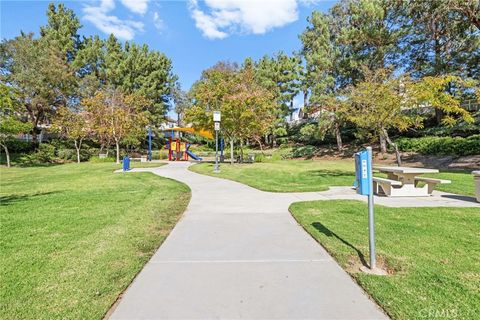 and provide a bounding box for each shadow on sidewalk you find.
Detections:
[440,194,478,203]
[312,222,368,267]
